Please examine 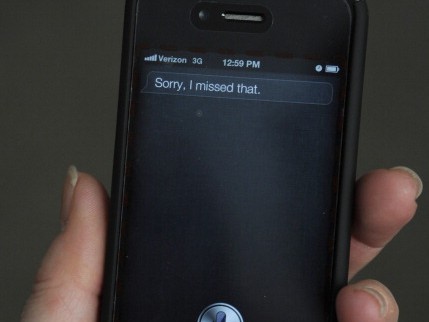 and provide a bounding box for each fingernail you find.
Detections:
[68,165,78,187]
[391,166,423,199]
[61,165,79,229]
[361,286,388,317]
